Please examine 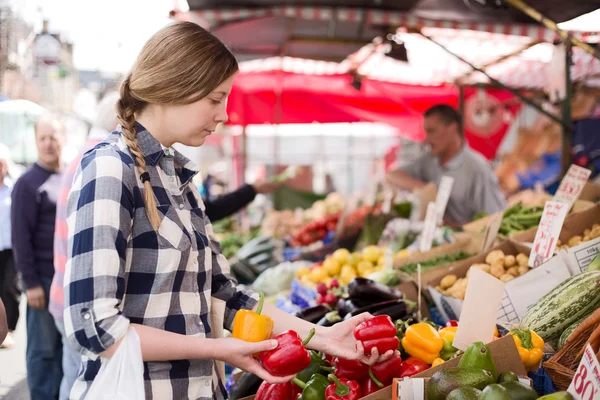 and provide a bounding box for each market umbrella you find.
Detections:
[0,99,49,164]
